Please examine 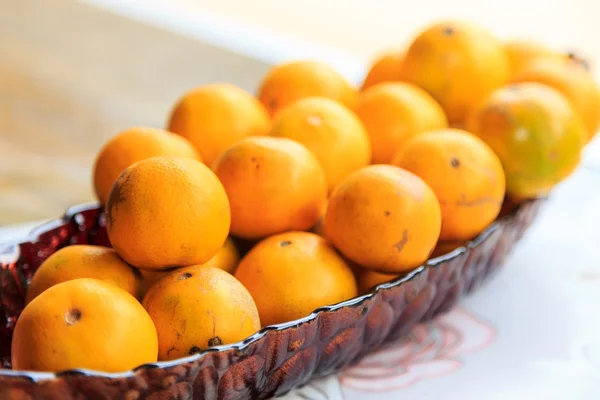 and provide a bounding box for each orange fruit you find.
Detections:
[361,51,404,91]
[106,156,230,269]
[310,200,328,237]
[142,265,260,360]
[504,40,562,78]
[269,97,371,192]
[234,231,357,326]
[467,82,586,198]
[354,82,448,164]
[12,278,158,372]
[93,127,200,205]
[257,60,357,117]
[392,129,506,241]
[202,236,240,274]
[356,269,400,294]
[511,57,600,141]
[26,245,141,304]
[324,165,441,273]
[431,241,466,258]
[213,137,327,240]
[400,21,509,124]
[167,83,270,166]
